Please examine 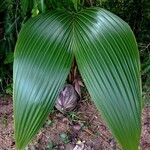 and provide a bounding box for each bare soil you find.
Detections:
[0,95,150,150]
